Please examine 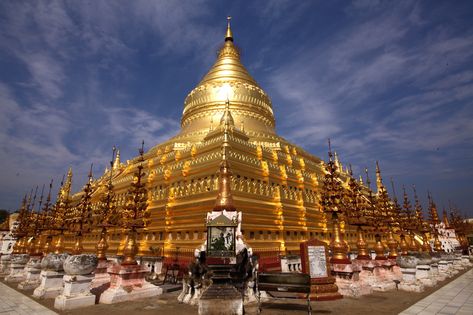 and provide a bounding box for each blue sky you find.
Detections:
[0,1,472,217]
